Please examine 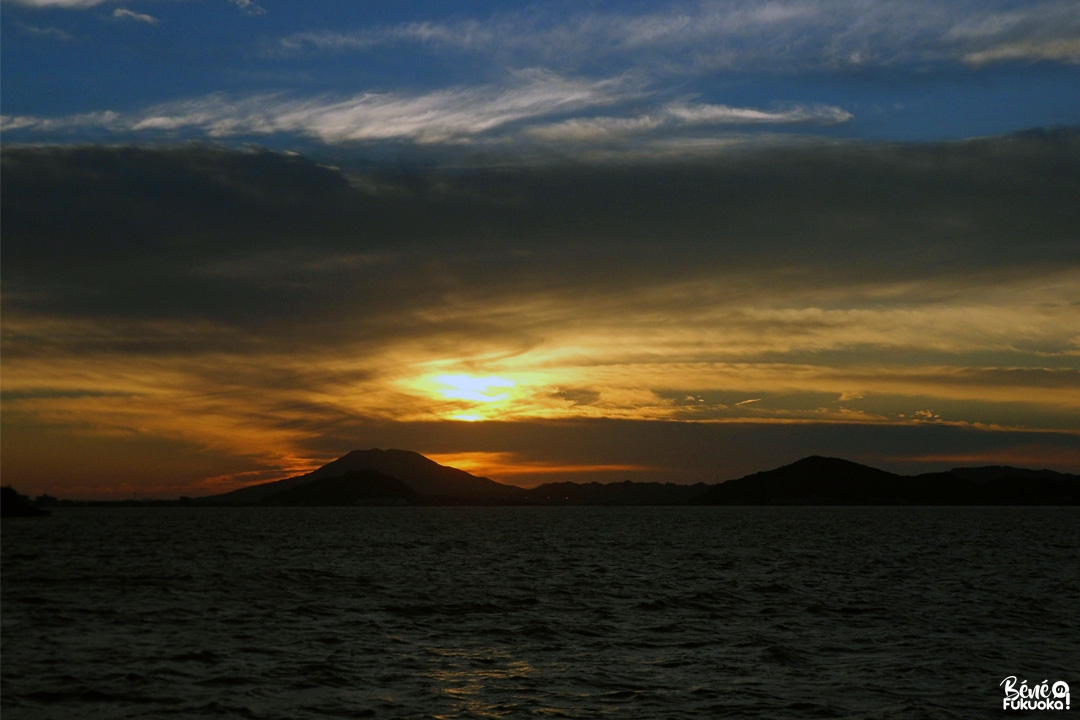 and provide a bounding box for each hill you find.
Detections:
[695,456,1080,505]
[204,449,524,504]
[1,486,50,517]
[199,451,1079,506]
[259,470,417,506]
